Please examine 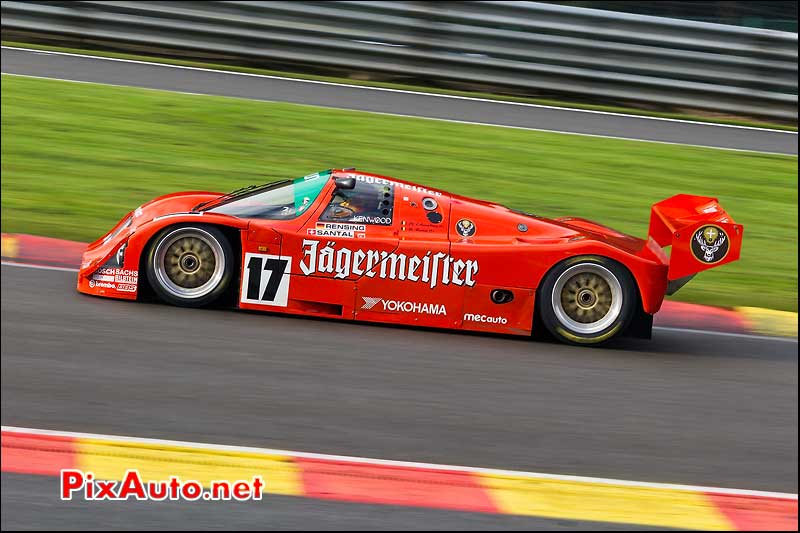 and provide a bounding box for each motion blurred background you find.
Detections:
[1,2,798,530]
